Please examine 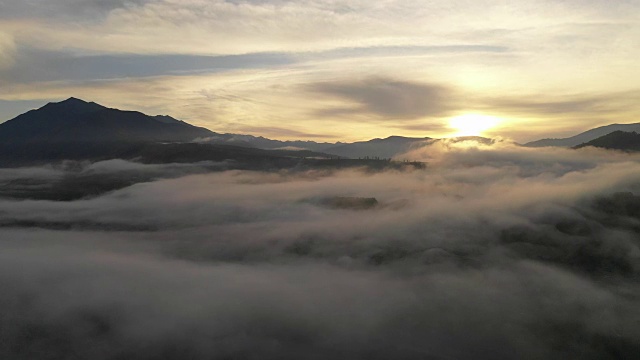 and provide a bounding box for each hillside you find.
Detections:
[574,131,640,151]
[0,97,215,145]
[0,98,341,167]
[525,123,640,147]
[0,98,443,165]
[322,136,432,159]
